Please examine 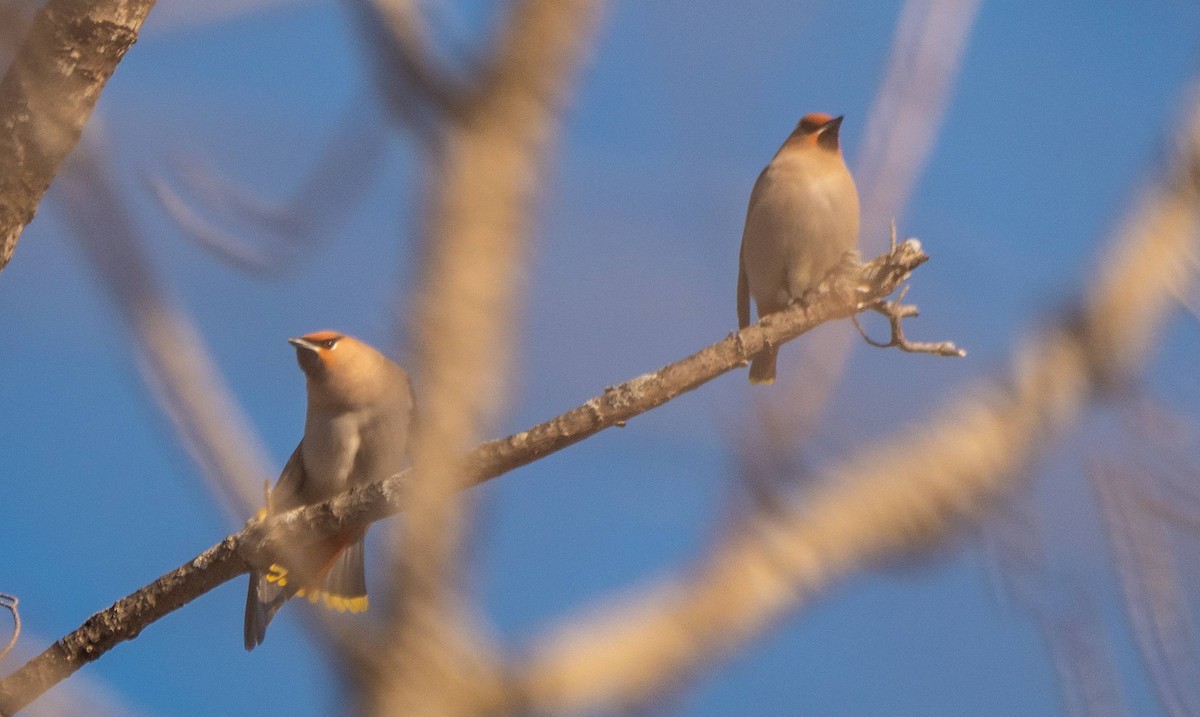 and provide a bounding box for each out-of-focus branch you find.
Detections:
[56,127,273,520]
[0,241,936,716]
[148,91,389,275]
[0,596,18,664]
[1091,458,1200,717]
[856,0,982,250]
[0,0,156,273]
[1037,607,1131,717]
[496,91,1200,716]
[148,0,460,272]
[981,490,1130,717]
[352,0,470,136]
[371,2,605,714]
[759,0,980,489]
